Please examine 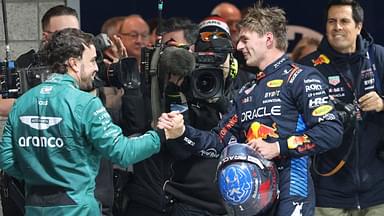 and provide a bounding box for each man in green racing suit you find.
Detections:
[0,28,170,216]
